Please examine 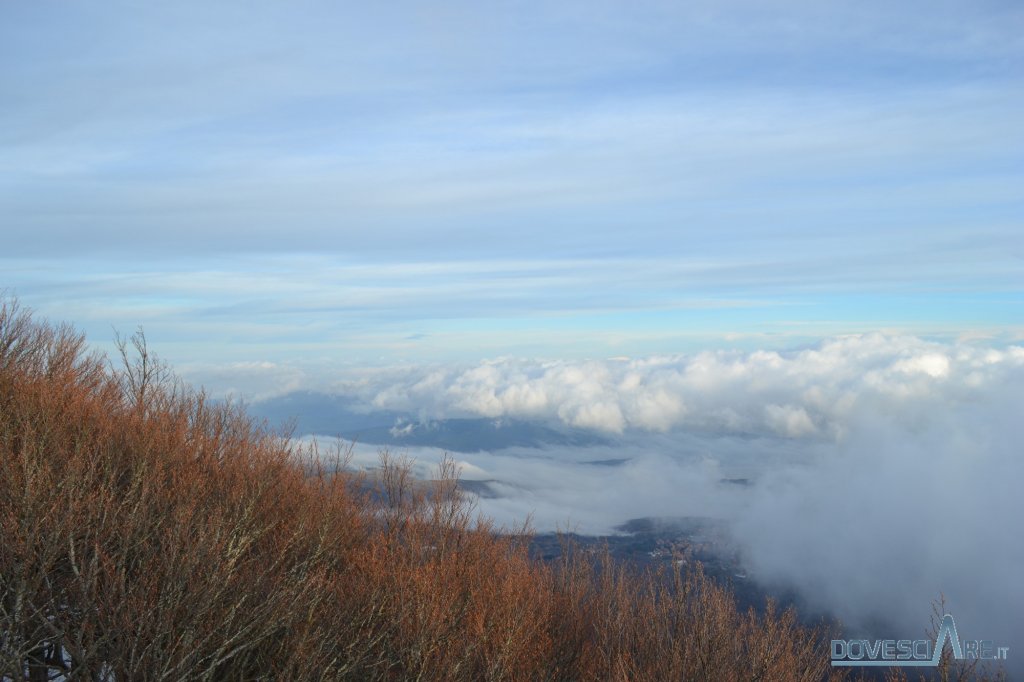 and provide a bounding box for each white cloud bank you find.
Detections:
[337,334,1022,440]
